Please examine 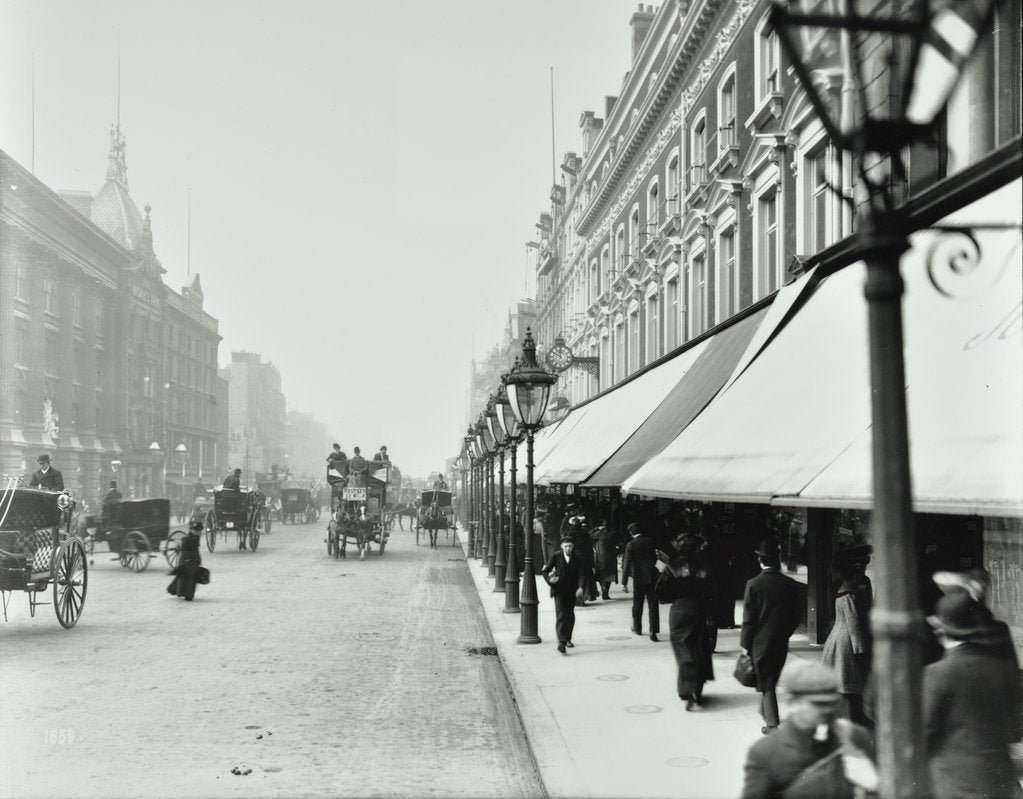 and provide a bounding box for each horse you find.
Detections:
[330,503,370,560]
[419,502,446,549]
[390,502,418,531]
